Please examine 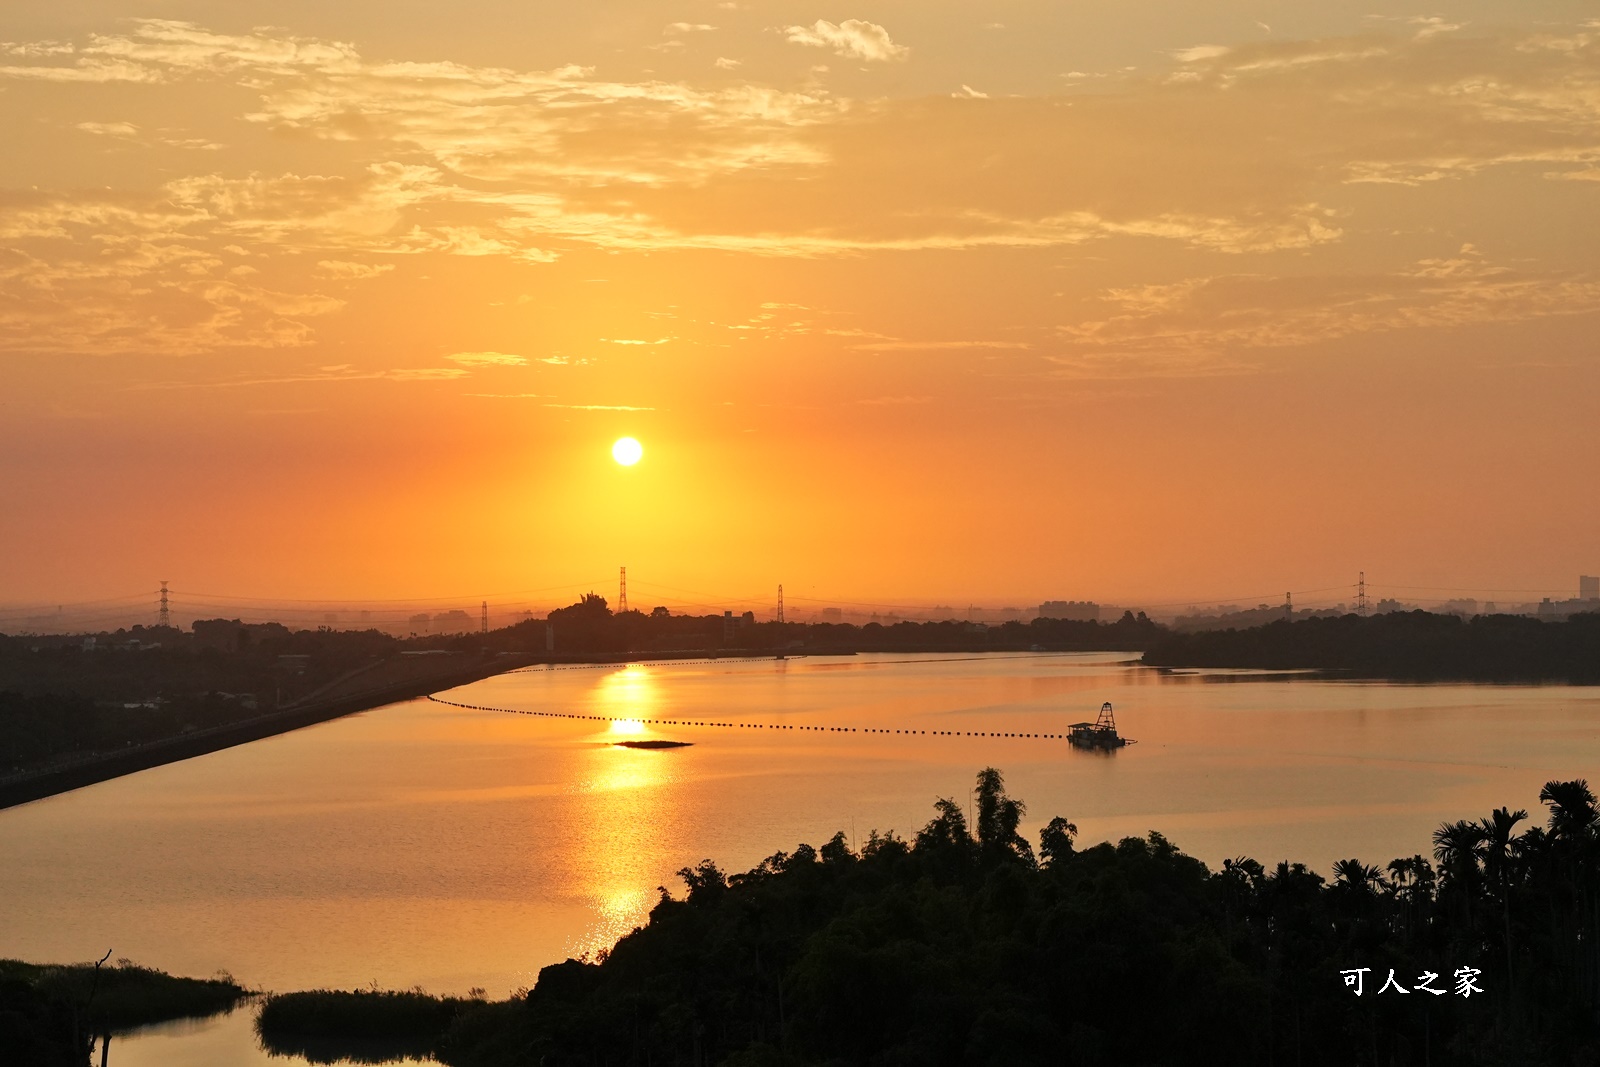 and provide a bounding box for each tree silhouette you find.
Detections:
[974,767,1034,866]
[1038,816,1078,868]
